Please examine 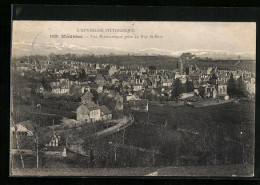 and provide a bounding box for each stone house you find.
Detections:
[76,102,101,122]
